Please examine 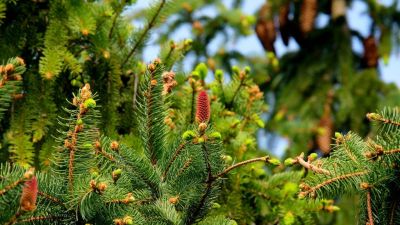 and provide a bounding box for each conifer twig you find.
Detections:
[38,191,66,207]
[300,171,368,197]
[6,209,22,225]
[383,149,400,155]
[15,215,66,223]
[228,78,245,109]
[215,156,270,178]
[161,142,186,181]
[367,190,374,225]
[108,0,126,39]
[367,113,400,127]
[132,72,139,110]
[121,0,166,67]
[296,153,330,175]
[0,177,25,196]
[186,144,213,225]
[190,84,196,123]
